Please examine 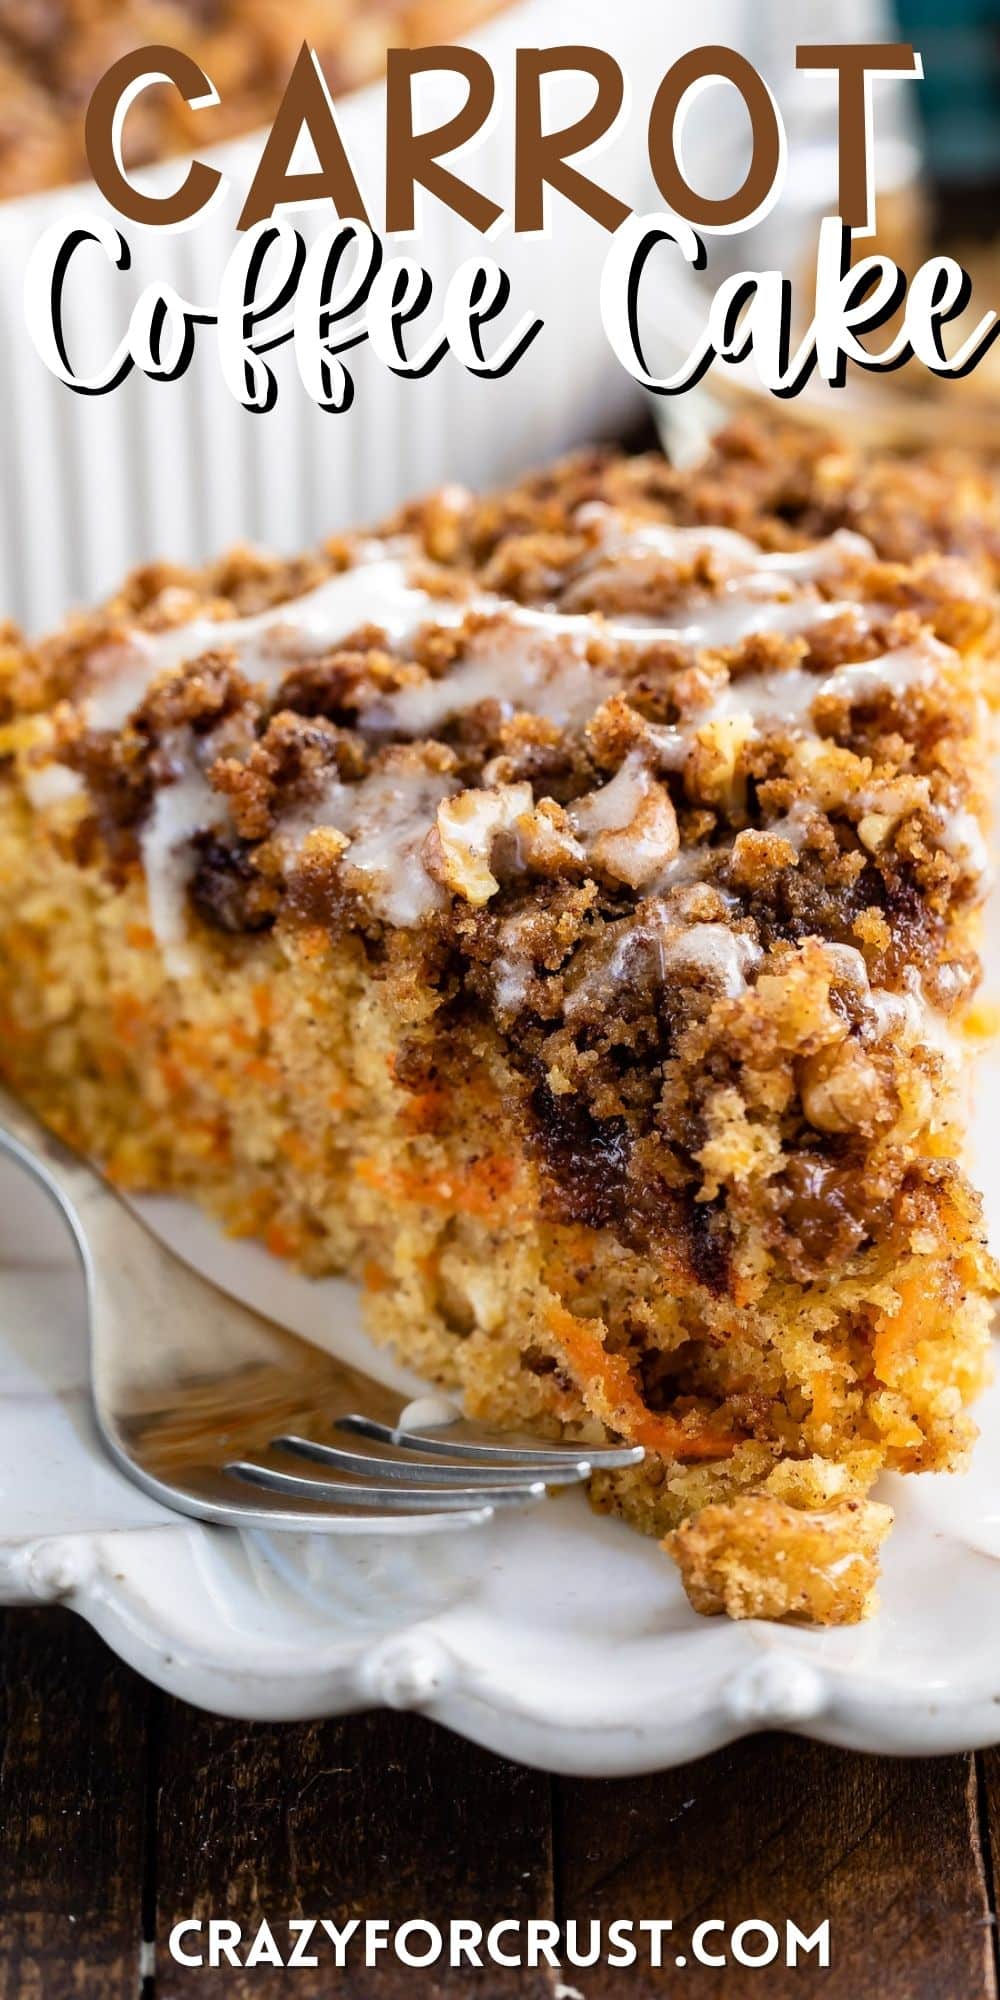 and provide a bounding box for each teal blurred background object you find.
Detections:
[896,0,1000,197]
